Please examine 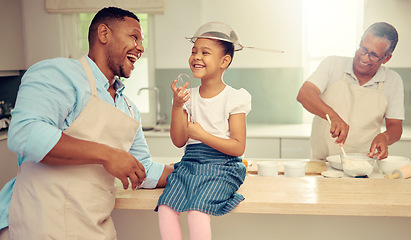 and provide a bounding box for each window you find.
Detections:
[67,13,155,124]
[301,0,364,123]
